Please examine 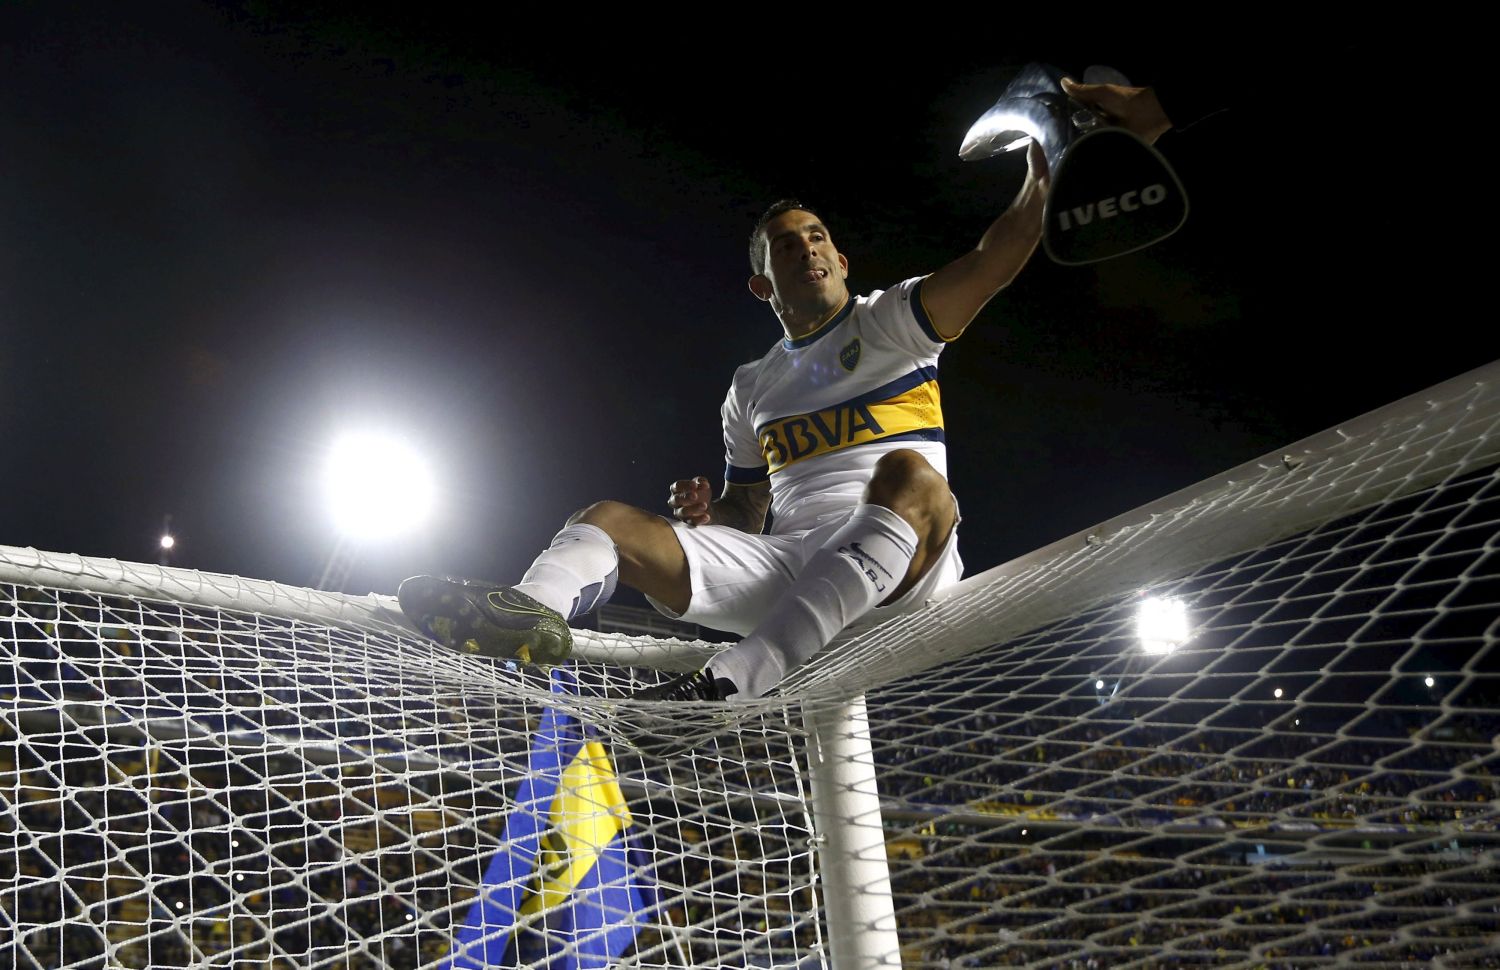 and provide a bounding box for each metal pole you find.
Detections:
[803,694,902,969]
